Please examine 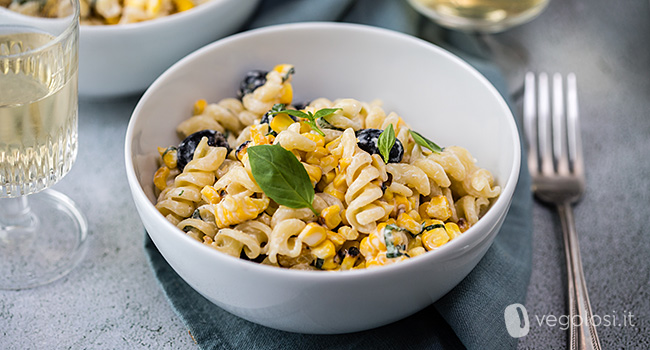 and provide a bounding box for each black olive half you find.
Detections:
[177,130,230,171]
[237,70,267,100]
[292,101,310,110]
[356,128,404,163]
